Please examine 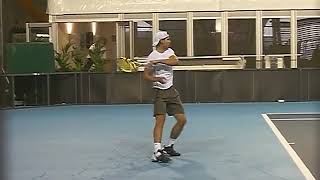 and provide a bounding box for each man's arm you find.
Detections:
[150,55,179,66]
[143,65,166,84]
